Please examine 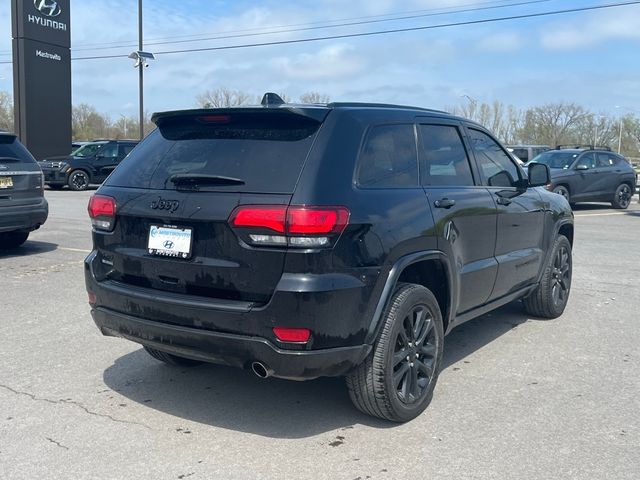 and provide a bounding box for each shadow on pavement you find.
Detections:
[571,203,614,211]
[0,240,58,258]
[103,301,539,438]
